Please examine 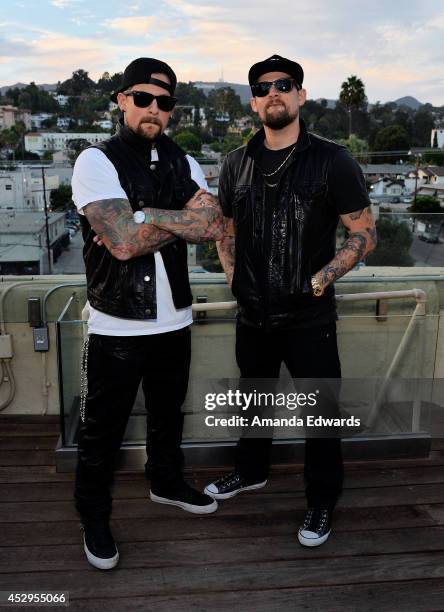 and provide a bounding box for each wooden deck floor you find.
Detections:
[0,416,444,611]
